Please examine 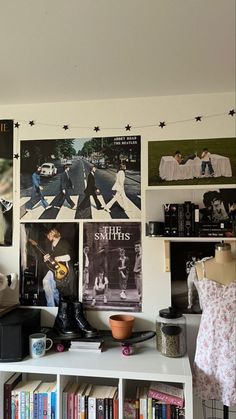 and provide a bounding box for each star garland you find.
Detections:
[13,109,235,132]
